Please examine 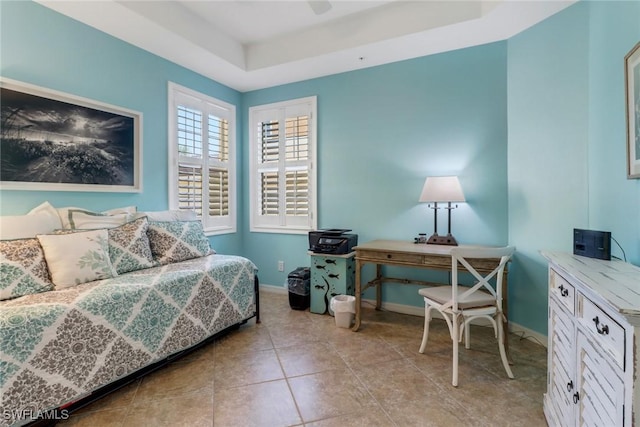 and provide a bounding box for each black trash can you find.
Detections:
[288,267,310,310]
